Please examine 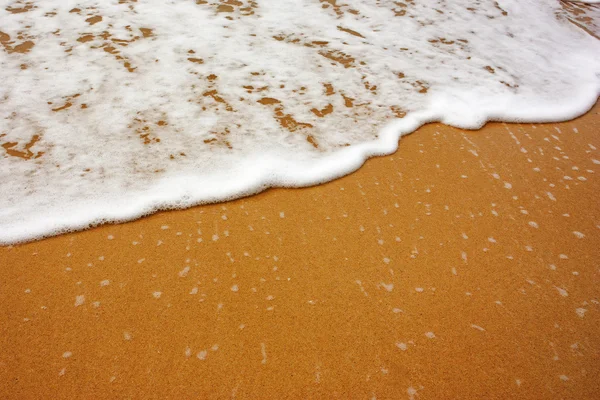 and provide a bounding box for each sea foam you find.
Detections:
[0,0,599,244]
